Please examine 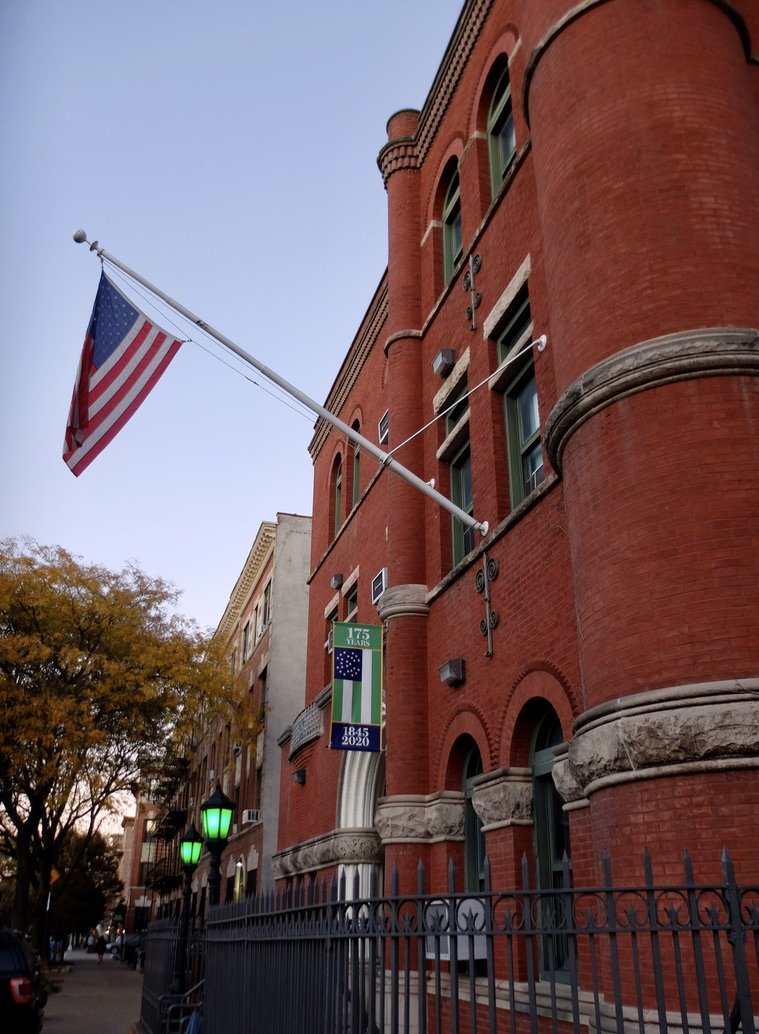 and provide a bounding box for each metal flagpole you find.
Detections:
[73,231,489,536]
